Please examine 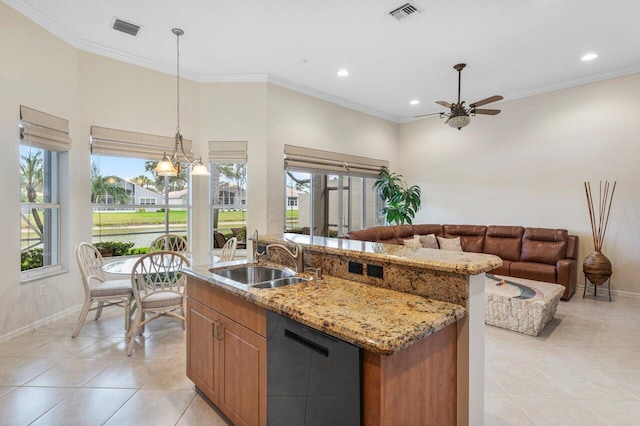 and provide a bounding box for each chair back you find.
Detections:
[219,237,238,262]
[149,234,188,253]
[213,231,227,249]
[76,242,106,294]
[130,251,190,301]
